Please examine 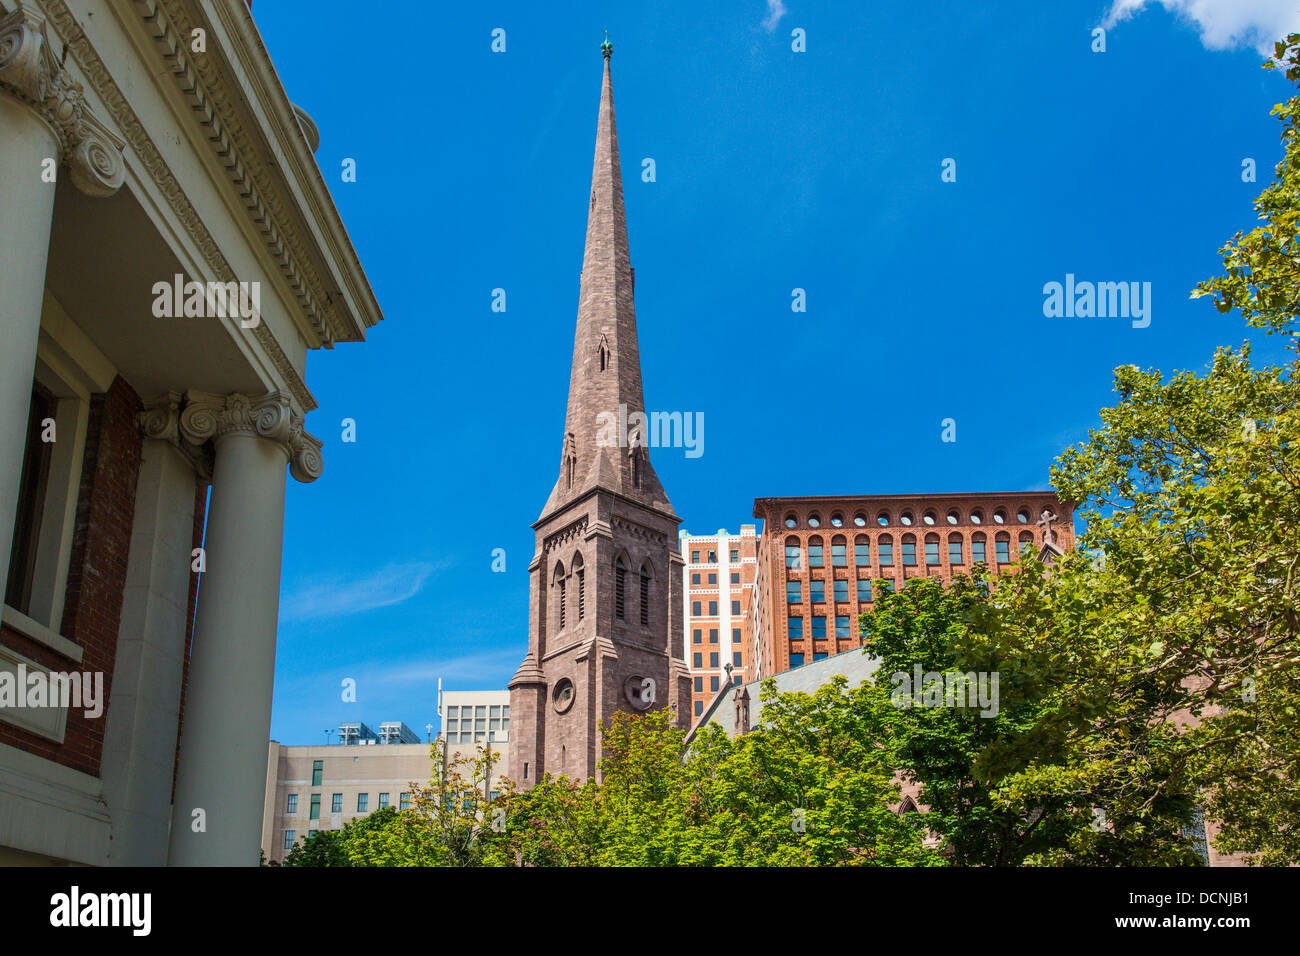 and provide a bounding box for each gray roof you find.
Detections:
[686,647,881,742]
